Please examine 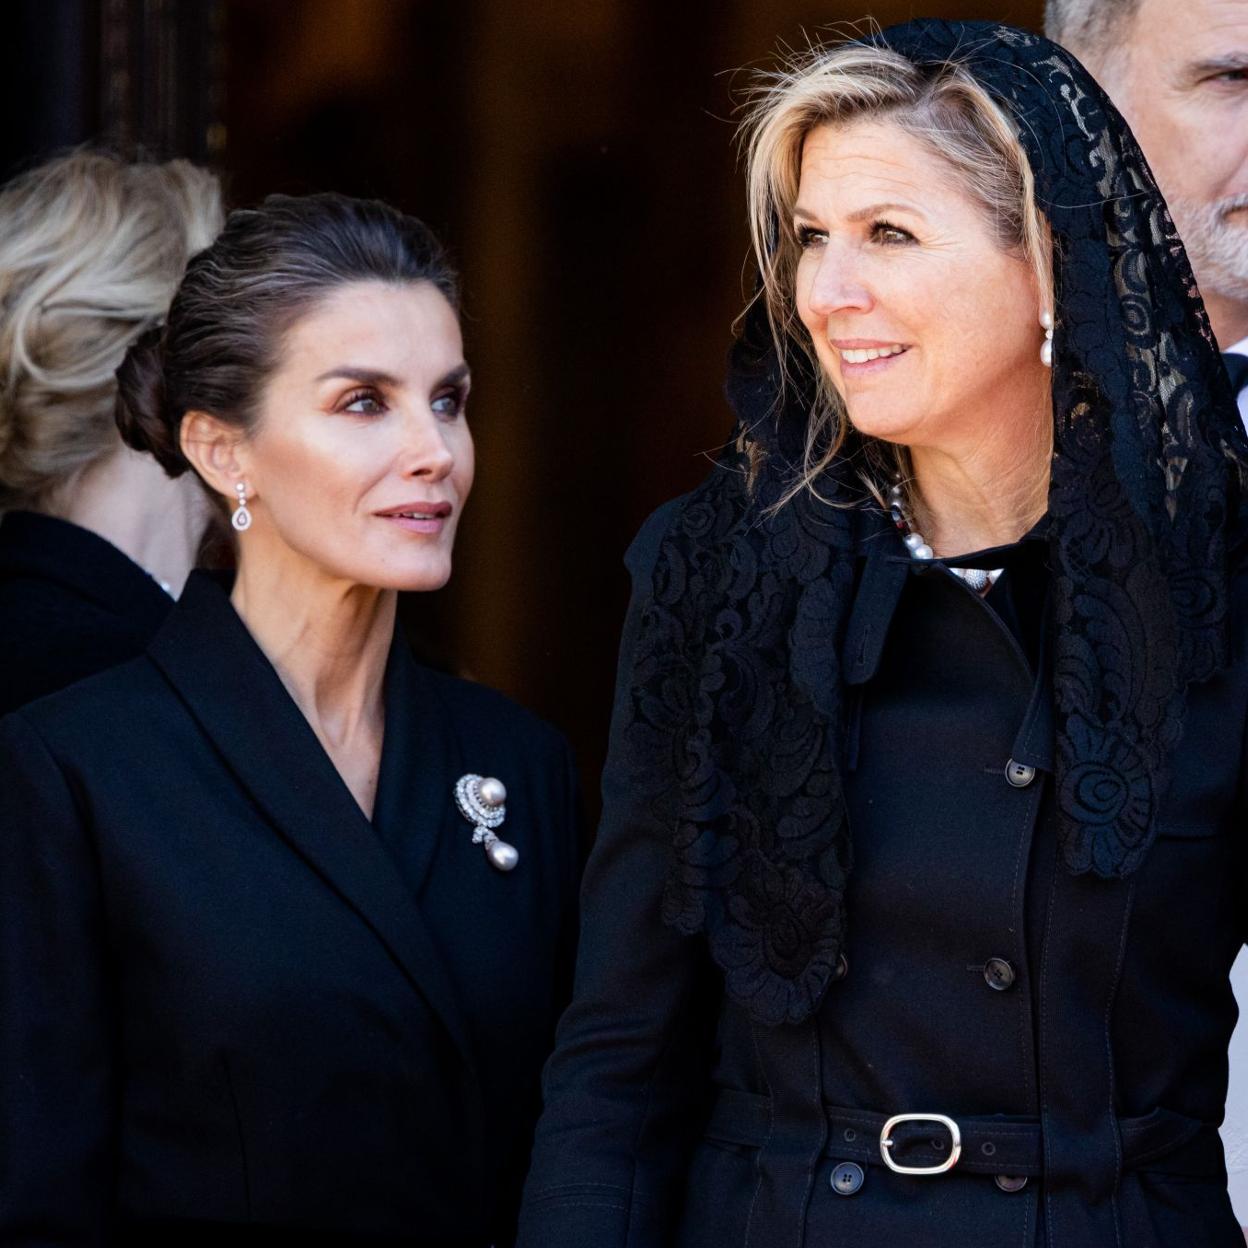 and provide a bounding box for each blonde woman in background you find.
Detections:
[0,151,222,714]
